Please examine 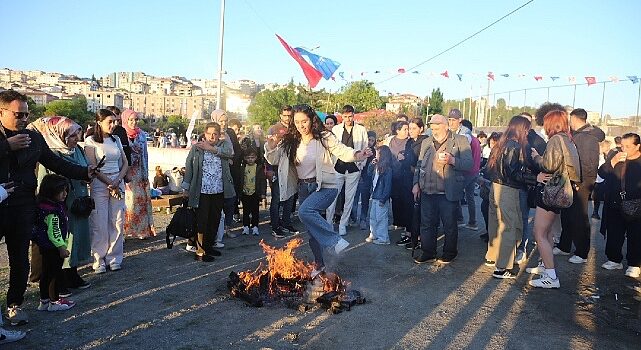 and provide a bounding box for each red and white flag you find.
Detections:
[585,76,597,86]
[487,72,495,81]
[441,70,449,78]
